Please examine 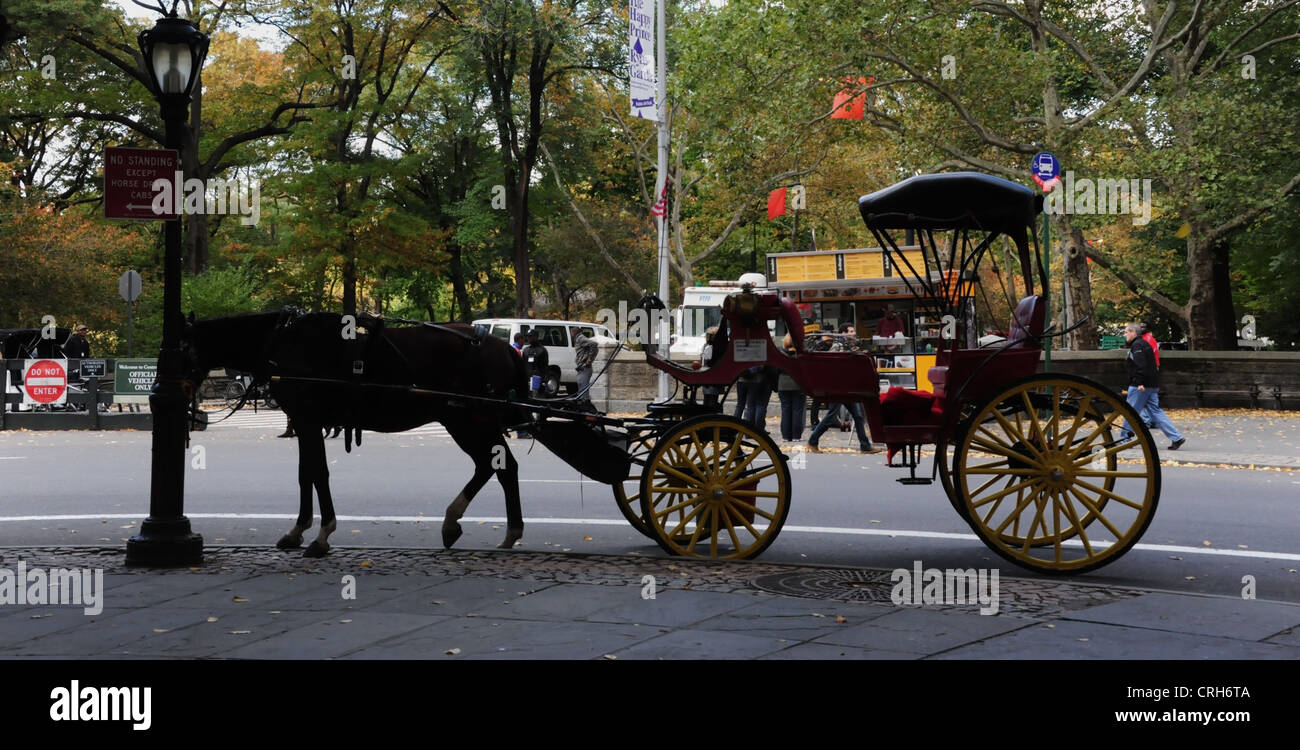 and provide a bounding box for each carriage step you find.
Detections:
[896,477,933,485]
